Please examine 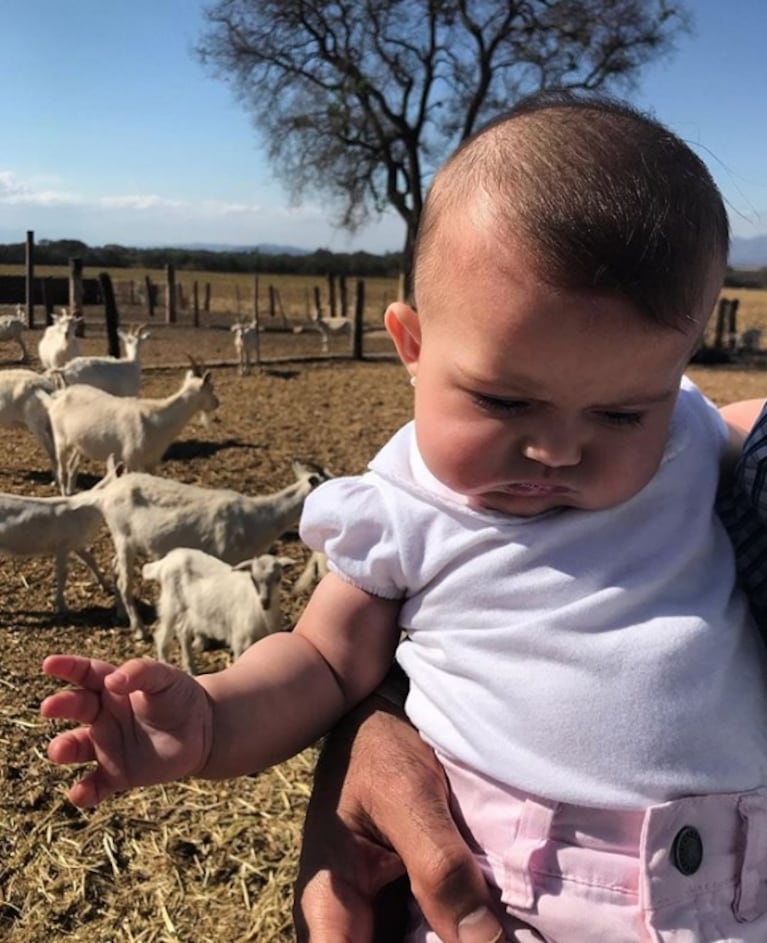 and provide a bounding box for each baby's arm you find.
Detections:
[197,572,402,779]
[42,573,401,804]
